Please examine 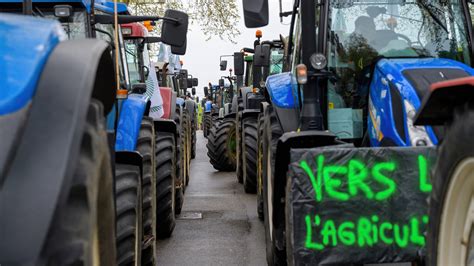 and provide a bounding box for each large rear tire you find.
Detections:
[427,109,474,266]
[174,107,185,215]
[207,117,237,171]
[203,113,211,138]
[243,116,258,193]
[183,110,191,186]
[136,117,157,266]
[191,119,197,159]
[262,106,285,265]
[236,113,244,184]
[155,131,176,238]
[40,100,116,265]
[115,162,142,266]
[257,112,265,221]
